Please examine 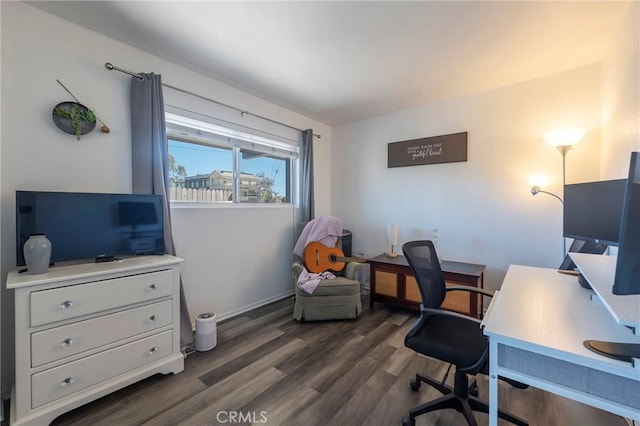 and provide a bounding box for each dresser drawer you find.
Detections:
[30,269,173,327]
[31,330,172,408]
[31,300,173,368]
